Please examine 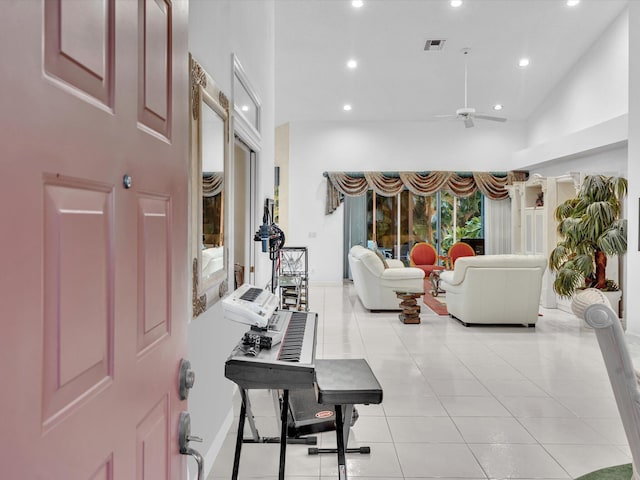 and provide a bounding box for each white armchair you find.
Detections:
[439,254,546,326]
[585,304,640,480]
[348,245,425,310]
